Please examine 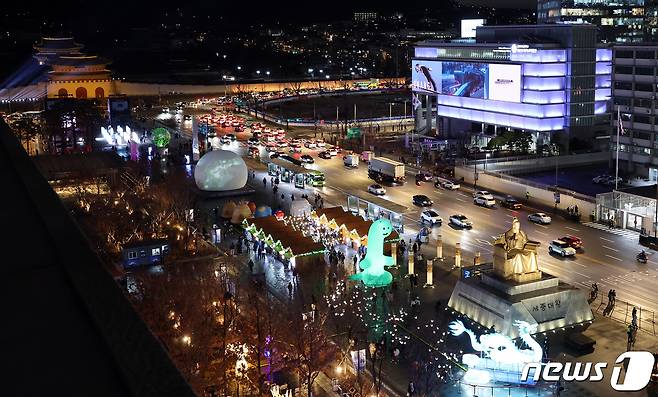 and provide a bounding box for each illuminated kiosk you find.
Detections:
[193,150,253,197]
[447,218,593,382]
